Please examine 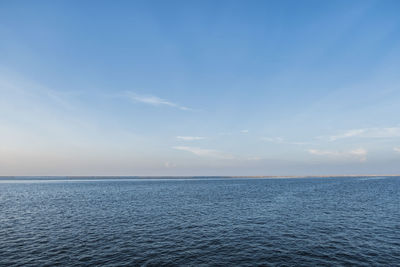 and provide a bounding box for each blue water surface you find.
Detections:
[1,177,399,266]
